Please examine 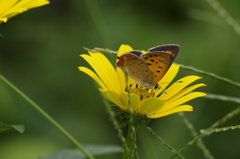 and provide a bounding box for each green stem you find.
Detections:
[171,106,240,158]
[204,93,240,104]
[101,95,128,151]
[205,0,240,36]
[0,74,95,159]
[177,63,240,89]
[123,120,138,159]
[122,58,139,159]
[144,125,185,159]
[178,112,213,159]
